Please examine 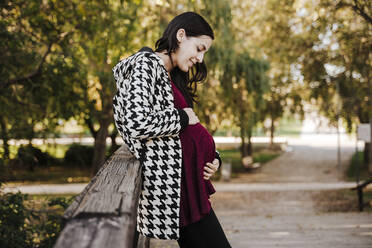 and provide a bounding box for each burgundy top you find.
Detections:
[171,82,216,227]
